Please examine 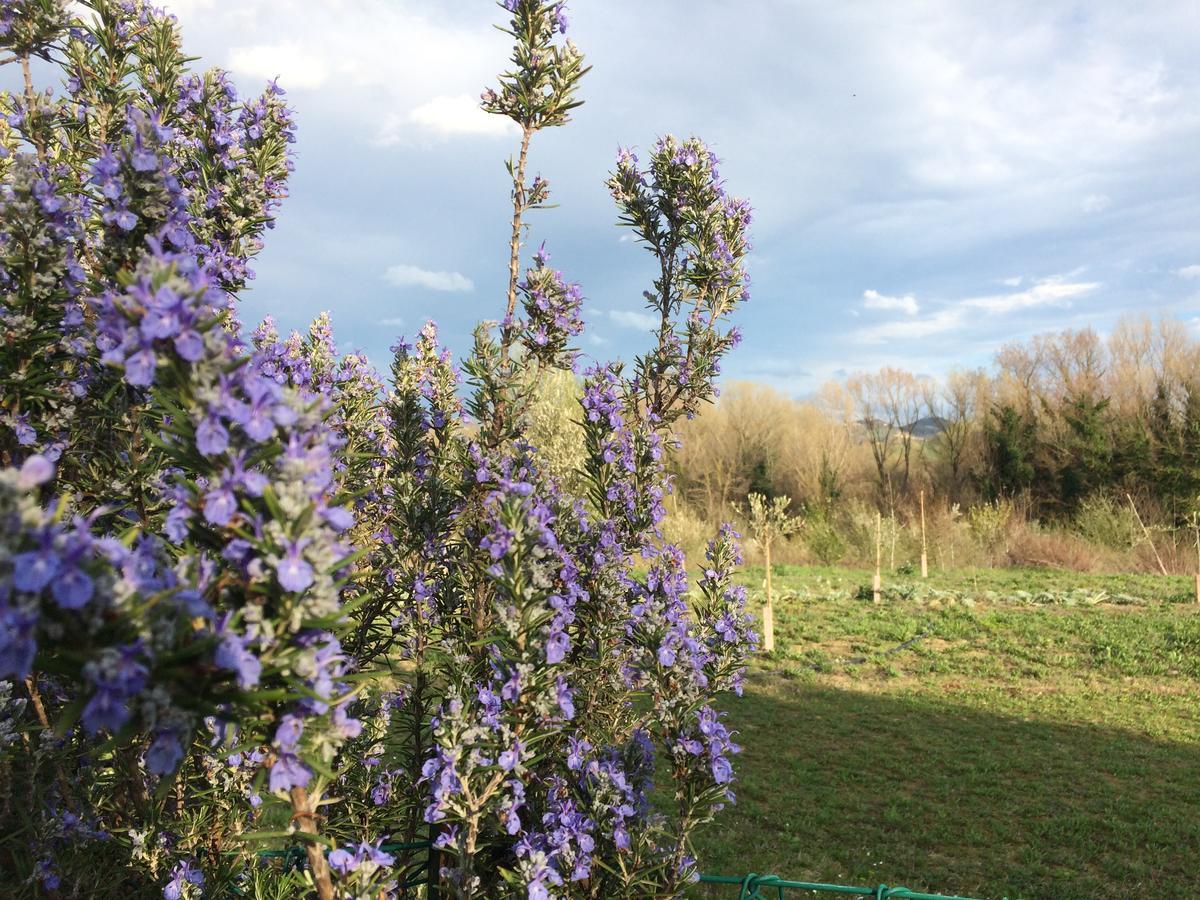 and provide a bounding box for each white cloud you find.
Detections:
[852,274,1101,345]
[962,276,1100,313]
[608,309,659,331]
[378,316,405,327]
[376,95,518,145]
[156,0,215,16]
[854,308,967,344]
[1001,276,1024,287]
[187,1,514,147]
[1081,193,1112,213]
[862,288,919,315]
[384,264,473,293]
[1177,265,1200,279]
[227,42,329,90]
